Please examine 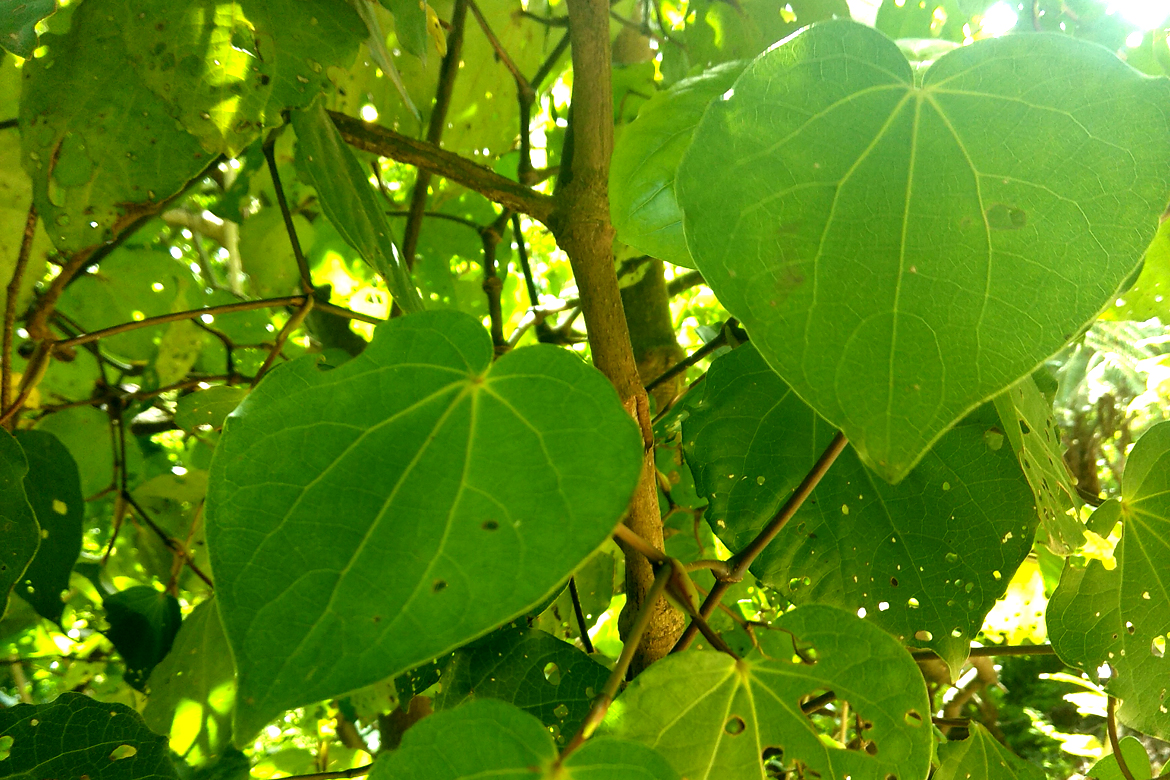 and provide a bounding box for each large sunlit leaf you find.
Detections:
[369,698,679,780]
[143,599,237,768]
[20,0,210,252]
[434,627,610,738]
[206,310,643,741]
[683,345,1037,672]
[292,103,423,313]
[934,722,1046,780]
[1047,422,1170,740]
[118,0,364,155]
[600,605,933,780]
[610,62,745,269]
[12,430,83,625]
[677,20,1170,481]
[0,692,178,780]
[0,428,38,621]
